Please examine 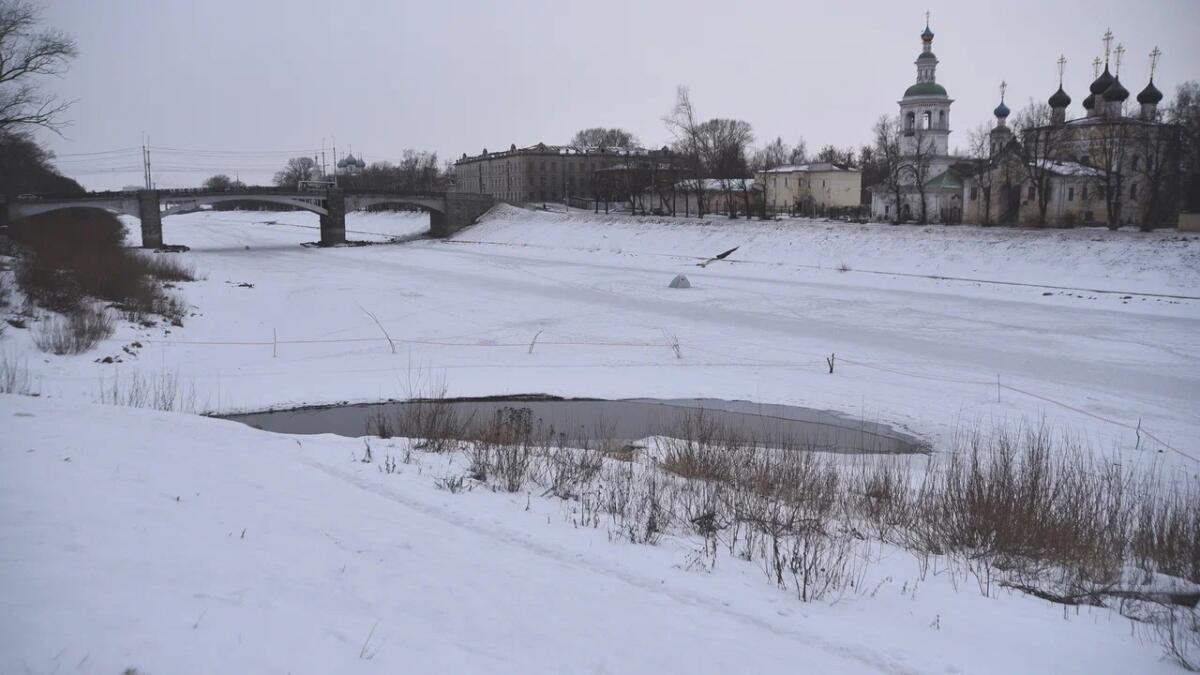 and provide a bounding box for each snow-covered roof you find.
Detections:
[1034,159,1103,177]
[457,143,670,163]
[758,162,855,174]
